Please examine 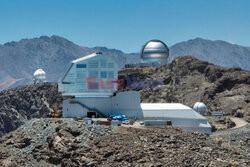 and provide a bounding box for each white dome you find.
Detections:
[34,69,46,80]
[193,102,207,115]
[141,40,169,59]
